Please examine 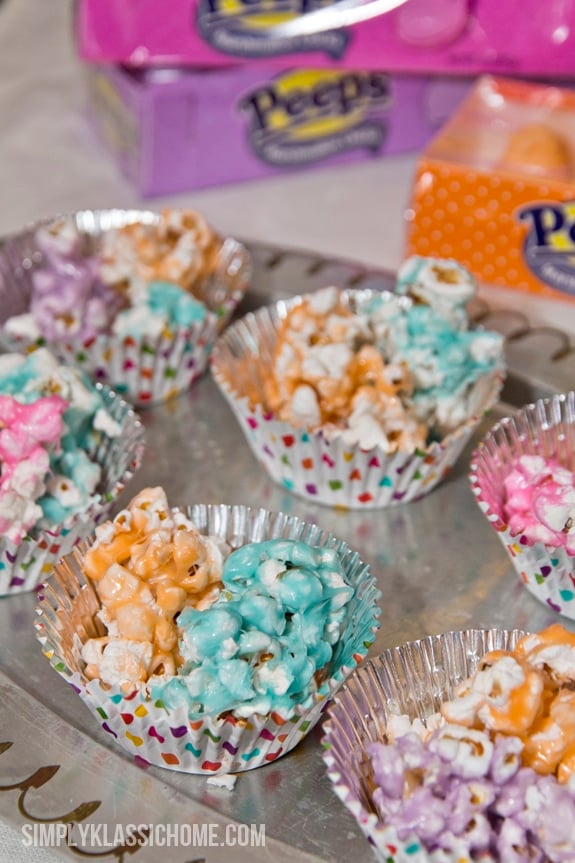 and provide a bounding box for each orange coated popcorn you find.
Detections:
[441,623,575,783]
[81,487,227,684]
[100,208,221,299]
[264,287,426,454]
